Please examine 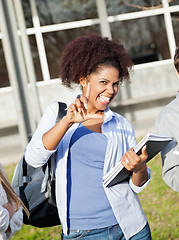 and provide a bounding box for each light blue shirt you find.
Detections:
[67,123,118,229]
[25,101,151,240]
